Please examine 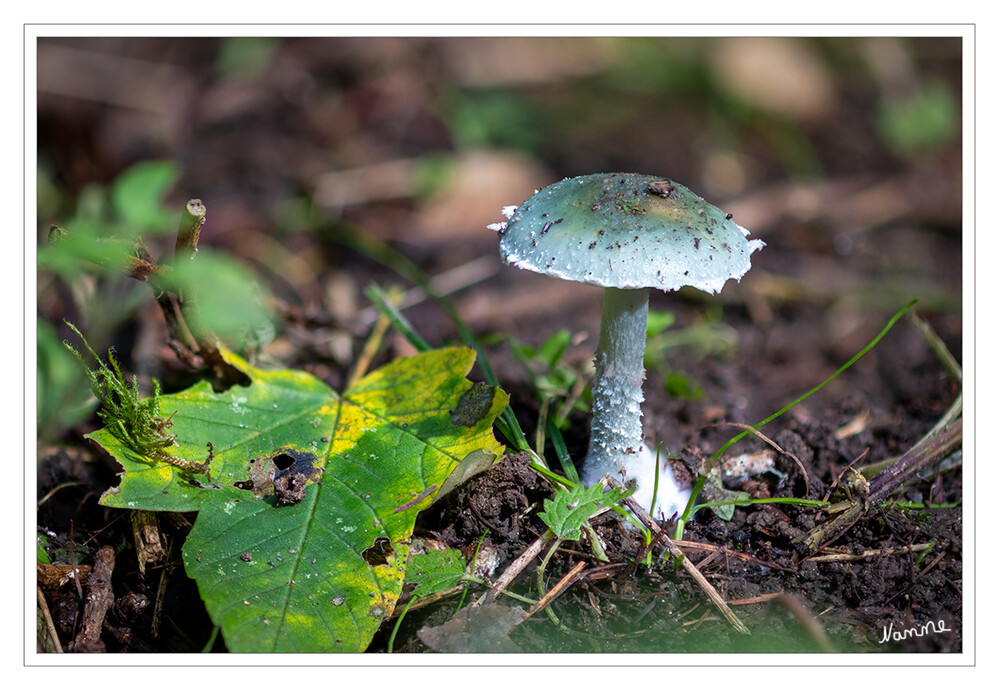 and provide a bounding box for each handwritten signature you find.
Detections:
[879,619,952,644]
